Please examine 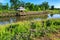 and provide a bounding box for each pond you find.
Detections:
[0,14,60,25]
